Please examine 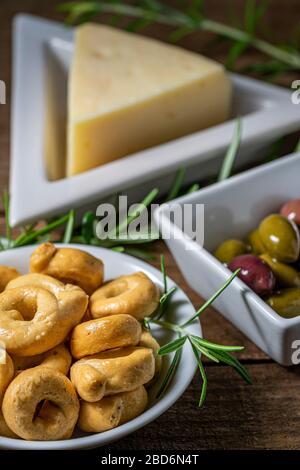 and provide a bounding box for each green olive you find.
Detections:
[247,229,265,255]
[214,239,248,264]
[260,254,300,288]
[258,214,300,263]
[266,288,300,318]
